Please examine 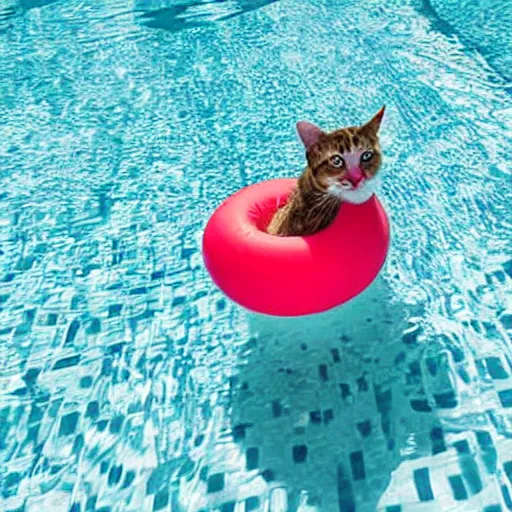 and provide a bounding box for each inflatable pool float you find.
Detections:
[202,178,389,317]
